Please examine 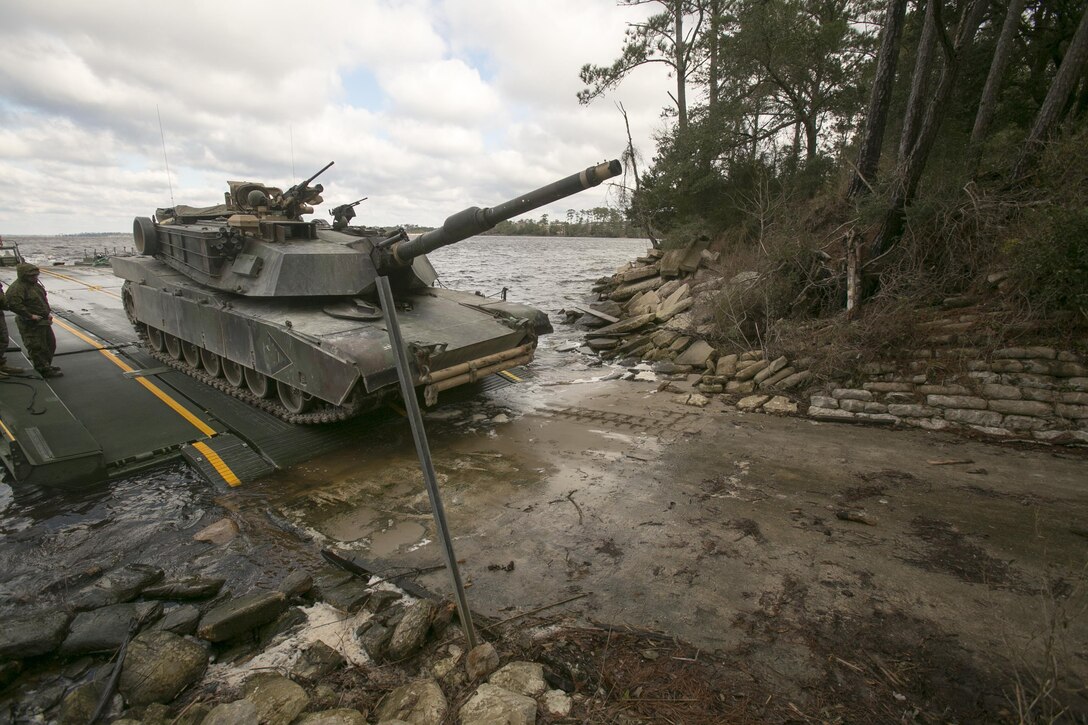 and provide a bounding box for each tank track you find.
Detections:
[131,325,383,425]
